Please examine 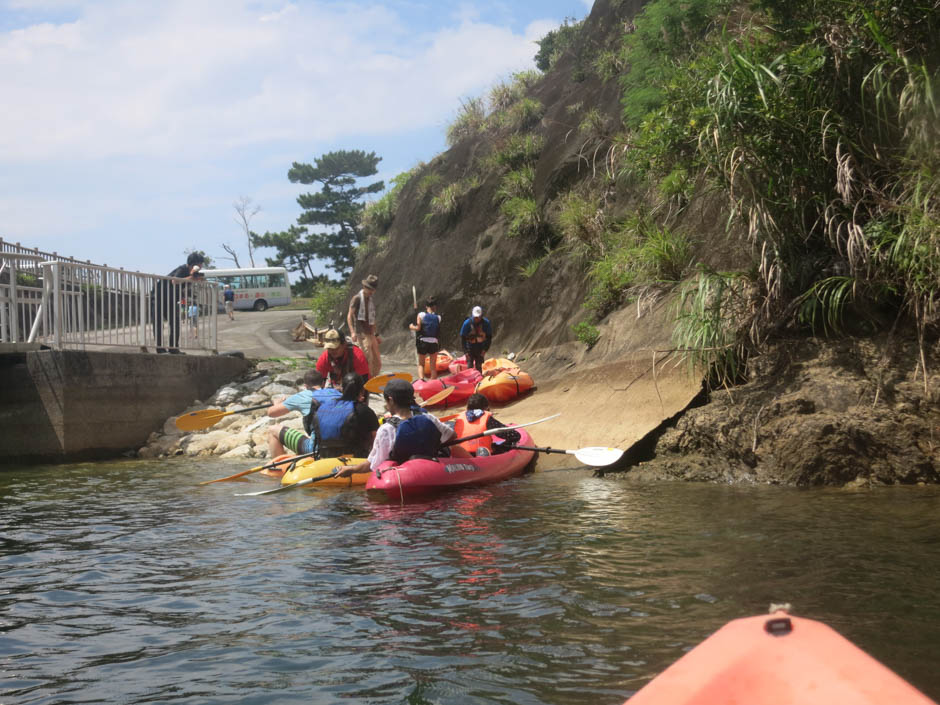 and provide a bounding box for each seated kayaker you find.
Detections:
[453,393,521,456]
[335,378,470,477]
[267,372,378,459]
